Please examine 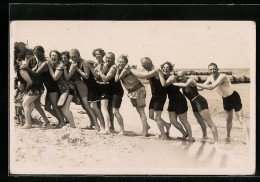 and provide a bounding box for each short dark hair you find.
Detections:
[118,54,128,64]
[208,62,218,69]
[161,62,174,72]
[92,48,105,57]
[49,50,61,61]
[33,46,45,53]
[61,51,70,59]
